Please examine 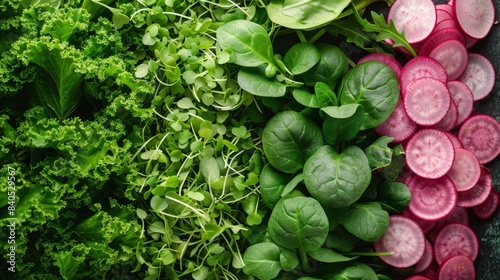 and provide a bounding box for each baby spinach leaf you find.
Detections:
[269,196,329,252]
[315,82,339,107]
[379,143,405,181]
[242,243,282,280]
[304,145,371,208]
[327,262,378,280]
[338,61,399,129]
[281,173,304,197]
[325,226,360,253]
[292,88,320,108]
[262,110,323,174]
[364,136,394,169]
[216,19,277,68]
[302,44,348,88]
[307,248,356,263]
[279,247,300,272]
[283,42,321,75]
[260,164,289,209]
[376,181,411,212]
[341,202,389,242]
[322,104,364,145]
[237,66,287,97]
